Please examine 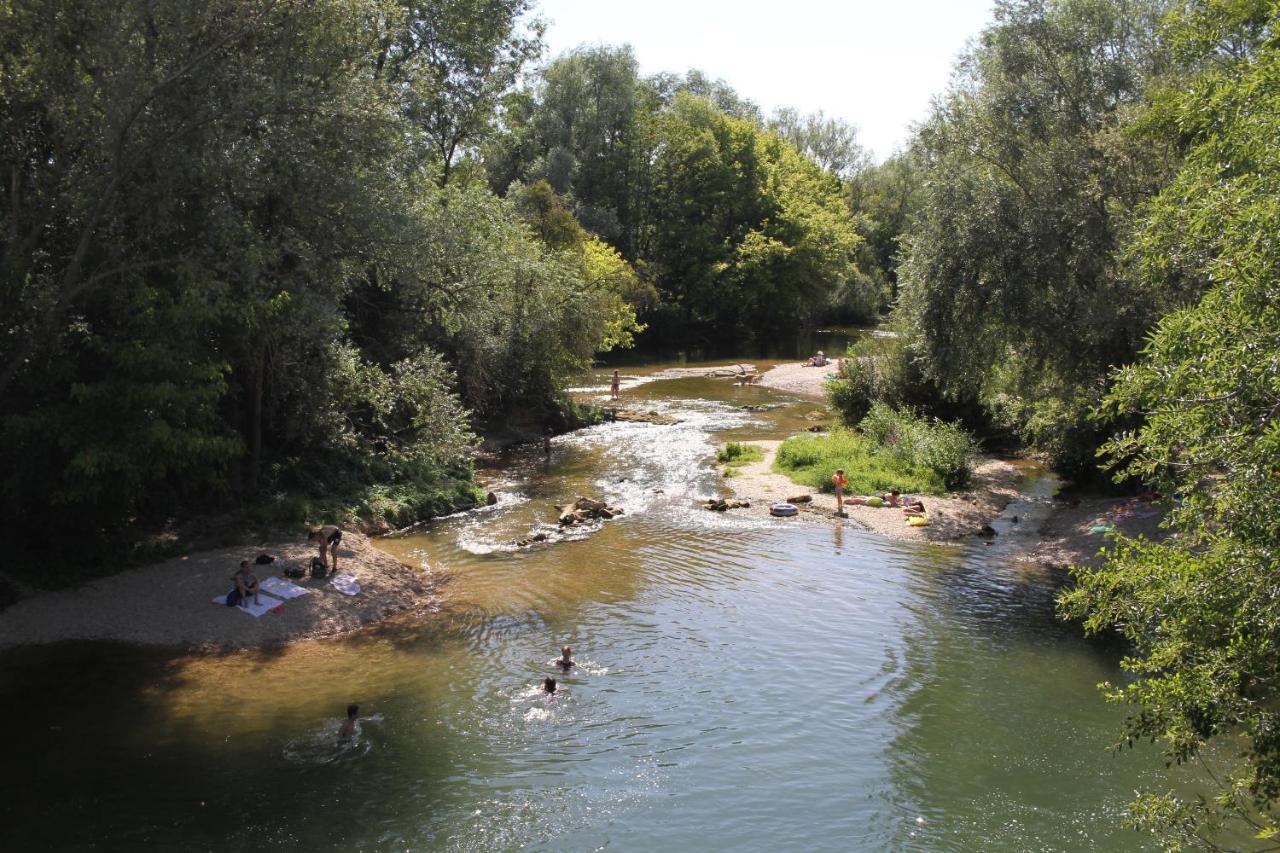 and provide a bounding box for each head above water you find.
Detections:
[543,677,557,694]
[561,646,572,657]
[347,704,359,719]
